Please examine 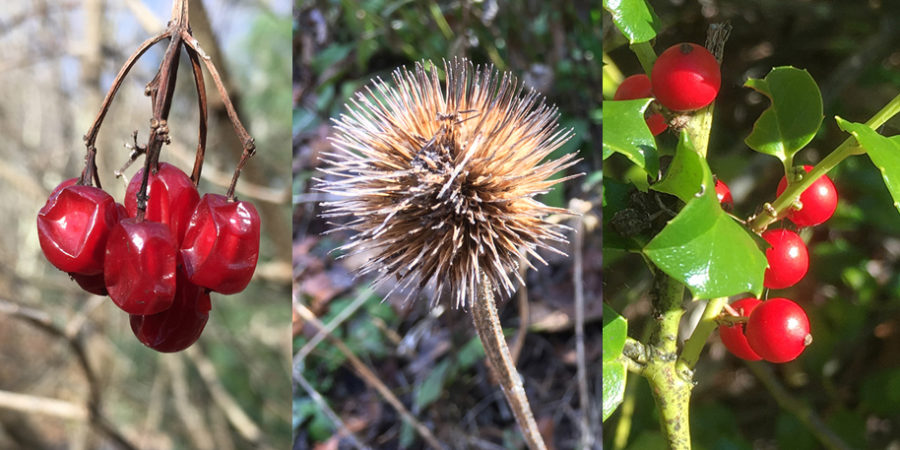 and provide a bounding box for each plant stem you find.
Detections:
[684,104,715,158]
[676,297,727,372]
[471,273,546,450]
[749,91,900,232]
[631,41,657,77]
